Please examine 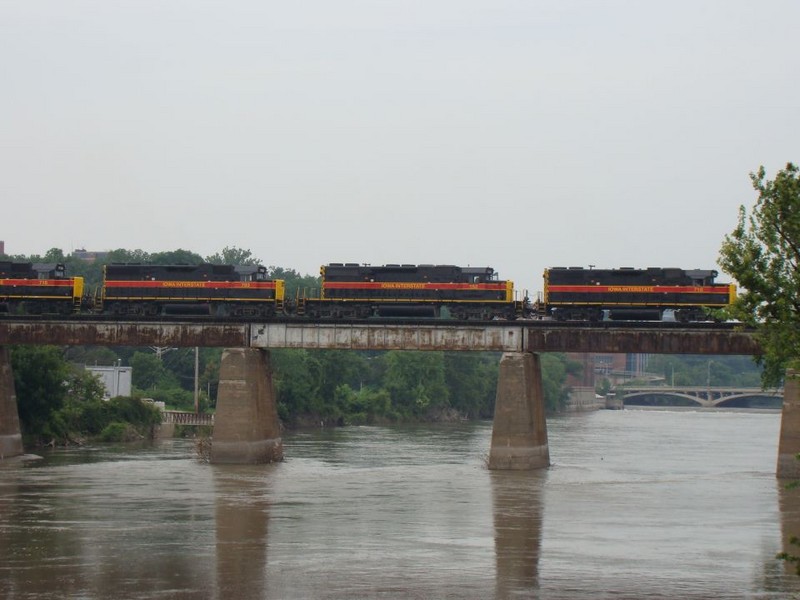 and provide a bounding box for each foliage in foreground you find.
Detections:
[719,162,800,387]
